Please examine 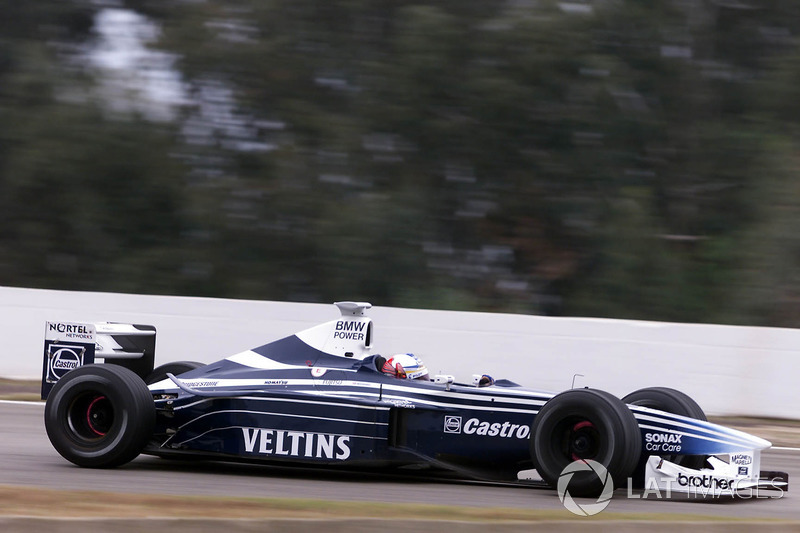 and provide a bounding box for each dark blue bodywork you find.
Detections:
[148,335,548,480]
[146,326,773,482]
